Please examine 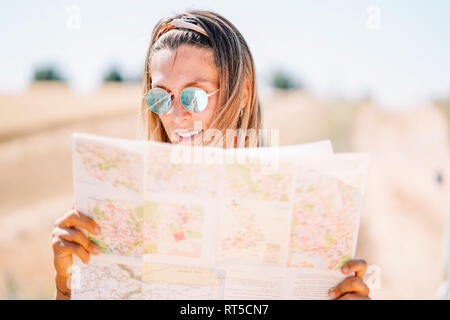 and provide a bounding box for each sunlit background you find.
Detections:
[0,0,449,299]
